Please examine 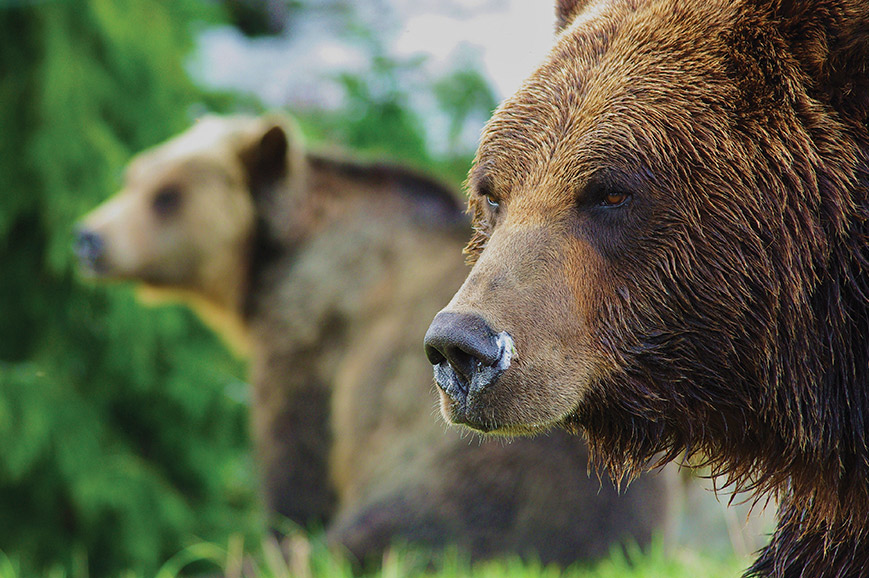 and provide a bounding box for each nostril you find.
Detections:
[425,343,447,366]
[444,346,479,385]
